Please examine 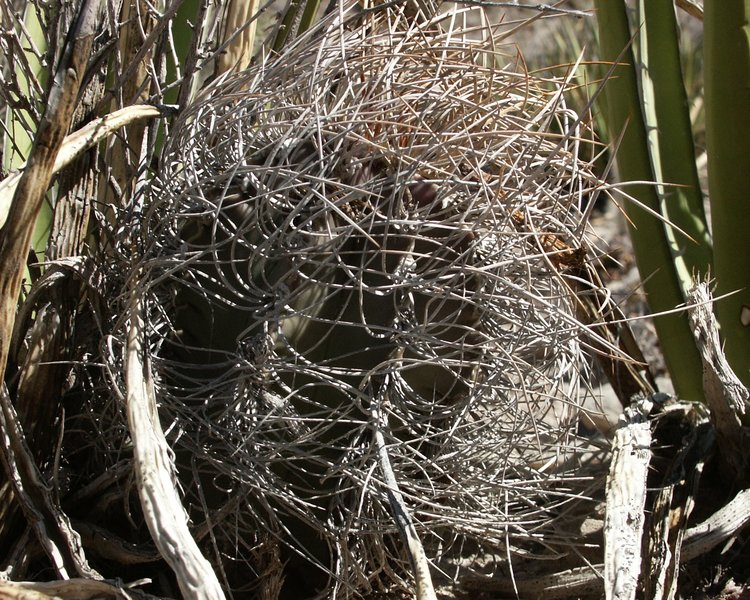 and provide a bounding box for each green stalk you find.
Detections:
[704,1,750,387]
[272,0,321,52]
[637,0,712,286]
[1,5,53,277]
[594,0,704,401]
